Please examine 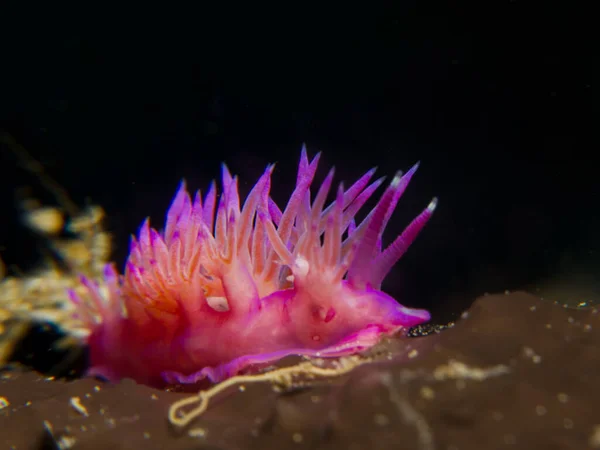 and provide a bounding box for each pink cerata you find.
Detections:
[69,146,437,387]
